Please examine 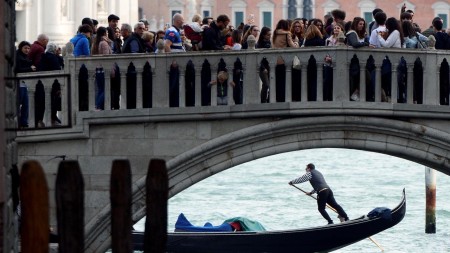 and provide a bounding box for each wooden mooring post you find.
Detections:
[56,161,85,253]
[20,161,49,253]
[19,158,168,252]
[425,167,436,234]
[144,159,168,253]
[110,160,132,253]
